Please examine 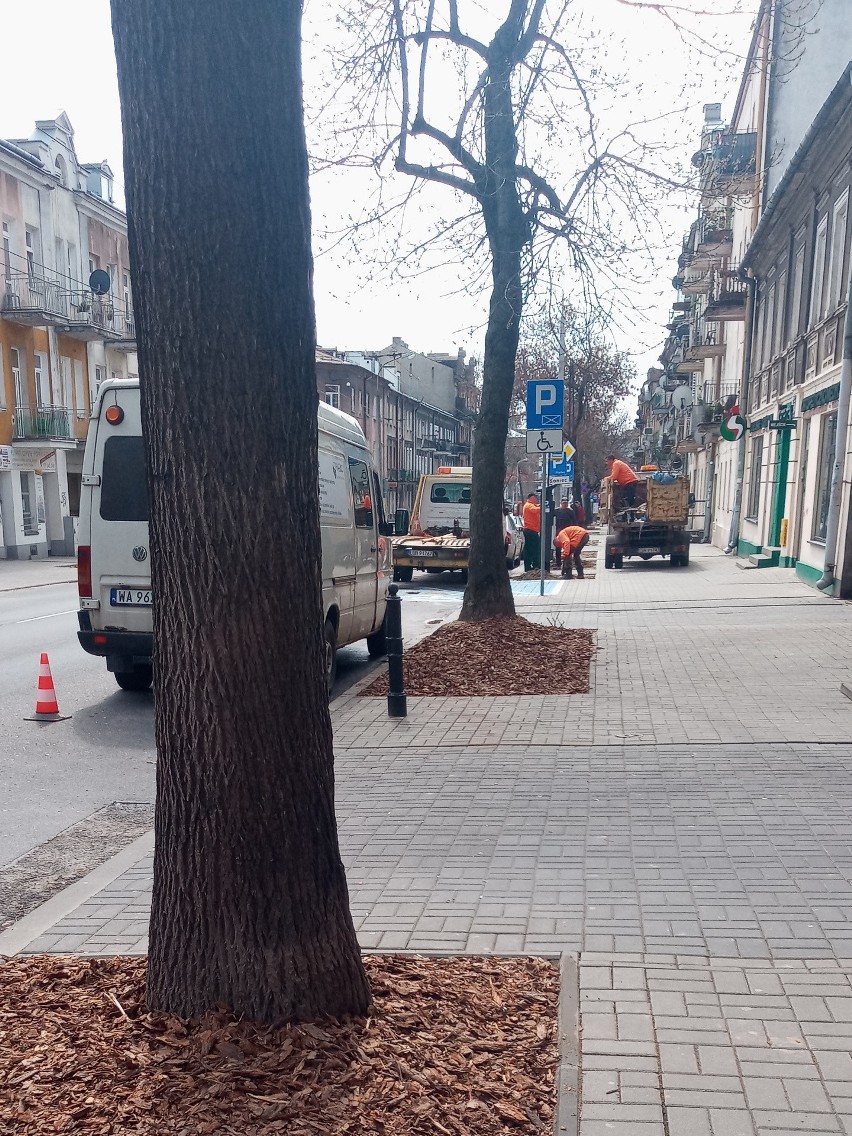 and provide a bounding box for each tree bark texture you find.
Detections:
[460,42,526,622]
[111,0,370,1022]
